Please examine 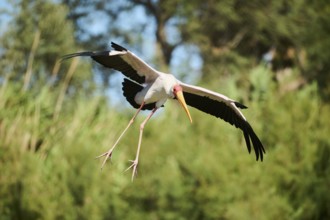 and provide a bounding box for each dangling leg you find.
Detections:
[125,107,157,181]
[96,103,145,169]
